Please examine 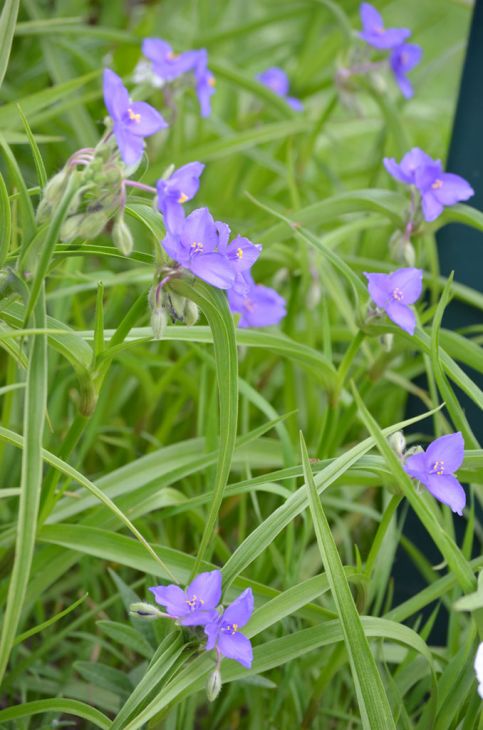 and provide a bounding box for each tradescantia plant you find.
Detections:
[0,1,483,729]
